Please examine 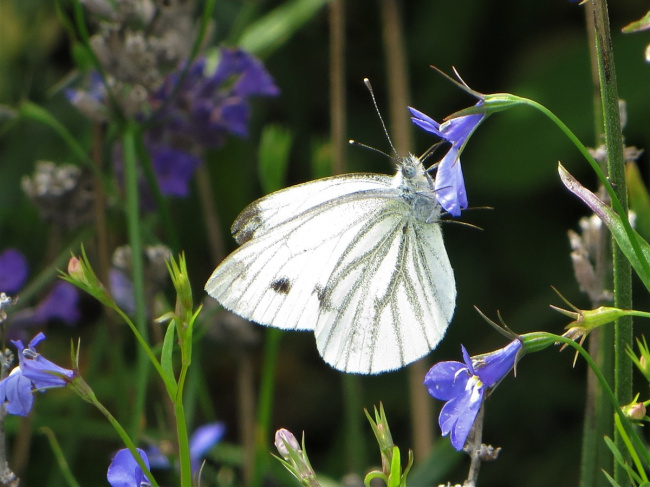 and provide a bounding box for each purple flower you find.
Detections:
[33,282,81,325]
[424,339,522,450]
[151,146,201,198]
[107,448,152,487]
[0,332,75,416]
[0,248,29,294]
[409,104,485,217]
